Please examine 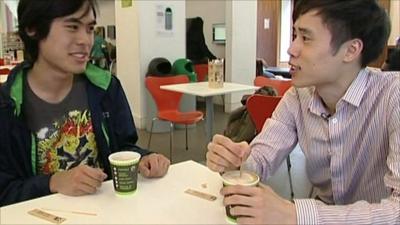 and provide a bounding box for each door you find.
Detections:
[257,0,281,66]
